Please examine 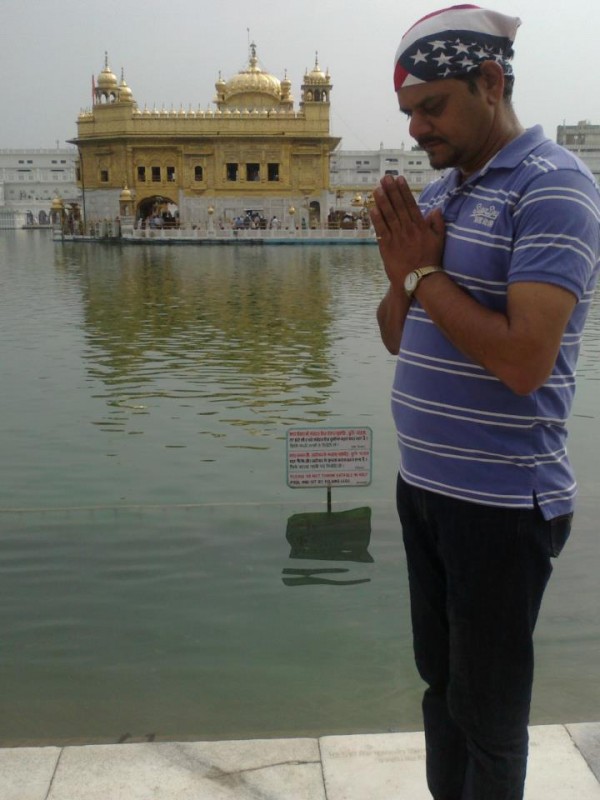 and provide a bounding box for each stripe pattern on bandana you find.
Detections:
[394,4,521,91]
